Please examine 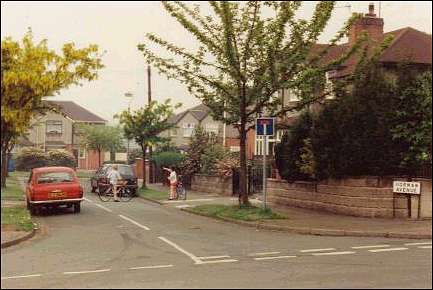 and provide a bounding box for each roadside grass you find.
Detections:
[189,204,286,221]
[138,187,168,201]
[1,207,34,231]
[1,174,25,201]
